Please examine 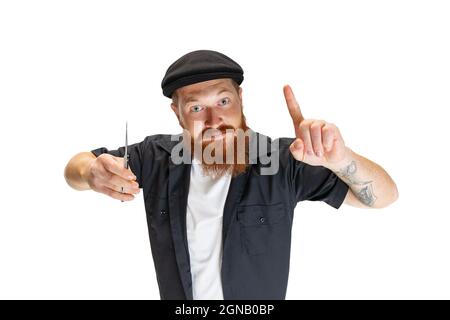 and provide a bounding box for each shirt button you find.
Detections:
[160,209,167,215]
[259,217,265,223]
